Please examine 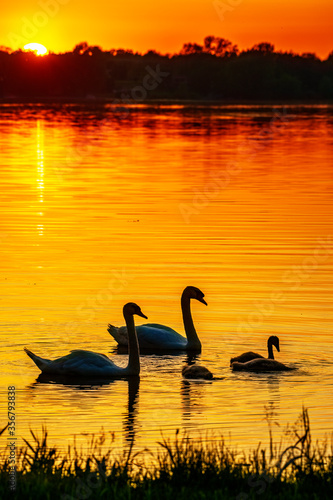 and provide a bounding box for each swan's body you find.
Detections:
[110,323,188,349]
[24,303,147,378]
[230,335,280,365]
[231,358,294,372]
[182,364,213,380]
[108,286,207,351]
[231,336,294,372]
